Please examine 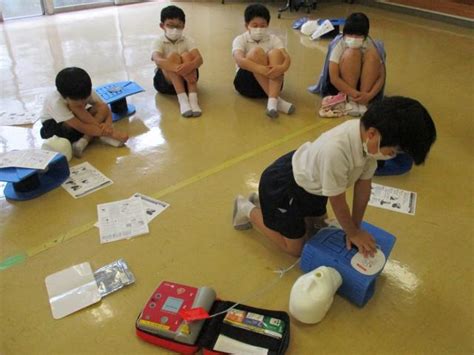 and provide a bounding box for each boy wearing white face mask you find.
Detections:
[232,97,436,257]
[328,13,385,115]
[152,6,203,118]
[232,4,294,119]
